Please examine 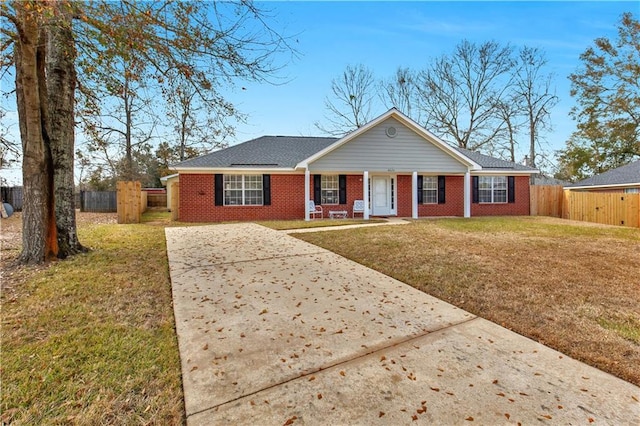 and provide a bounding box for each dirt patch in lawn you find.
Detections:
[295,216,640,386]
